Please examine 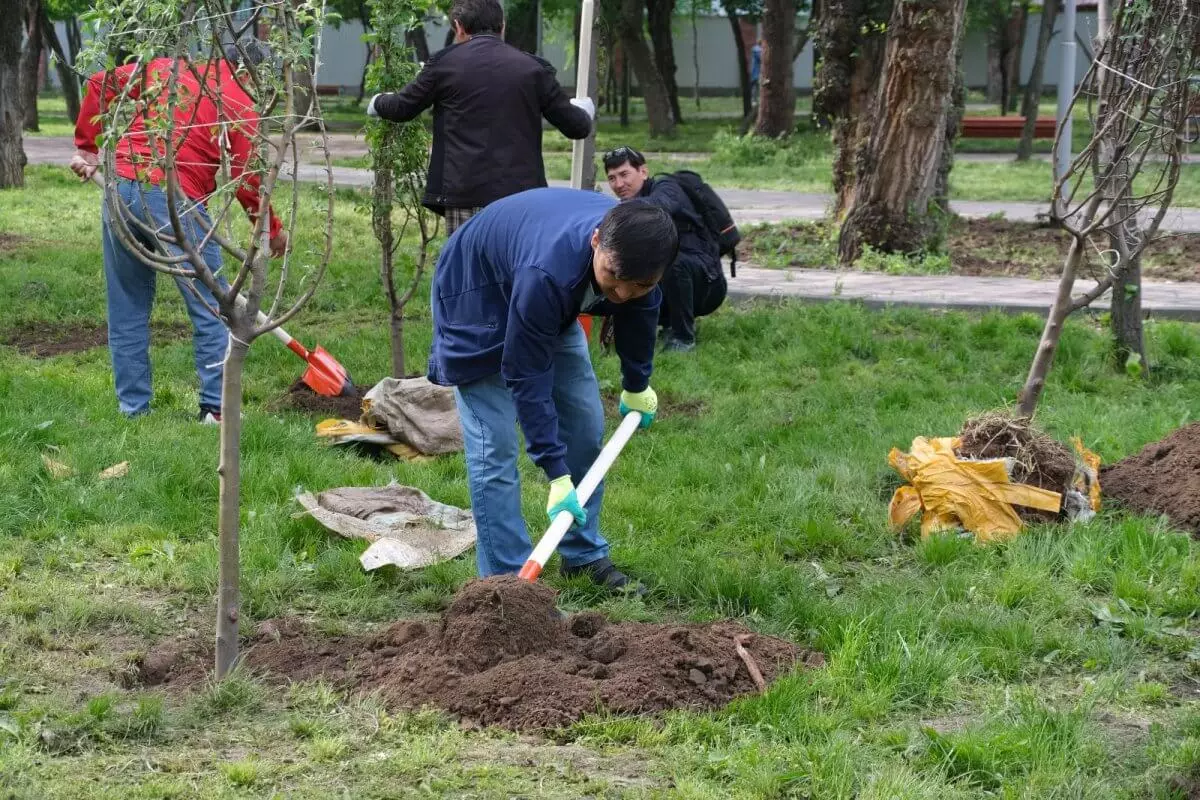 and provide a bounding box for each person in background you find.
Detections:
[428,187,678,592]
[603,146,726,353]
[750,39,763,103]
[367,0,595,235]
[69,40,287,423]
